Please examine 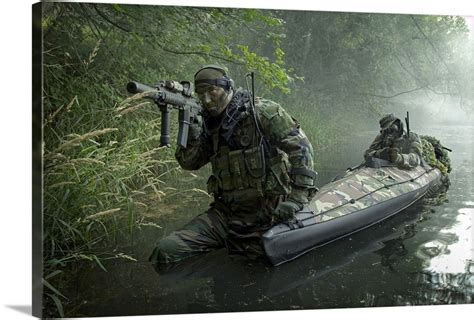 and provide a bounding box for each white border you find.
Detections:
[0,1,472,320]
